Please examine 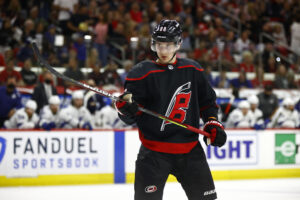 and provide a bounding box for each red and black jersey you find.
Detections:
[119,58,218,154]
